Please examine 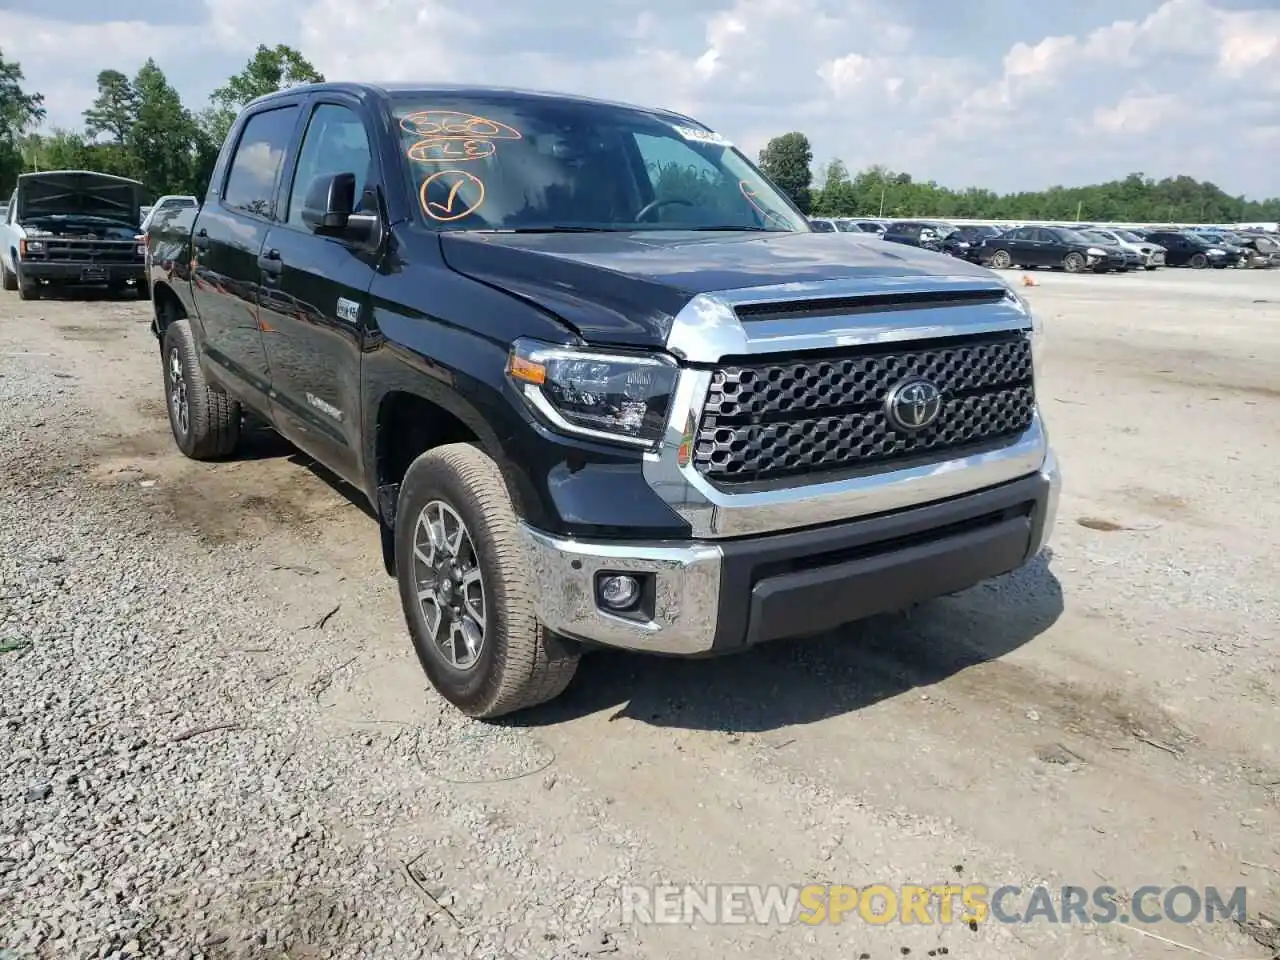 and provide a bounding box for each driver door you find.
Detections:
[257,96,381,486]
